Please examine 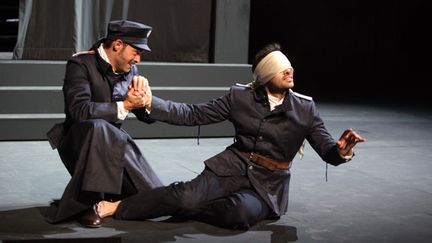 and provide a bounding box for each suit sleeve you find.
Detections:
[63,58,118,122]
[131,108,155,124]
[149,93,231,126]
[306,100,346,166]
